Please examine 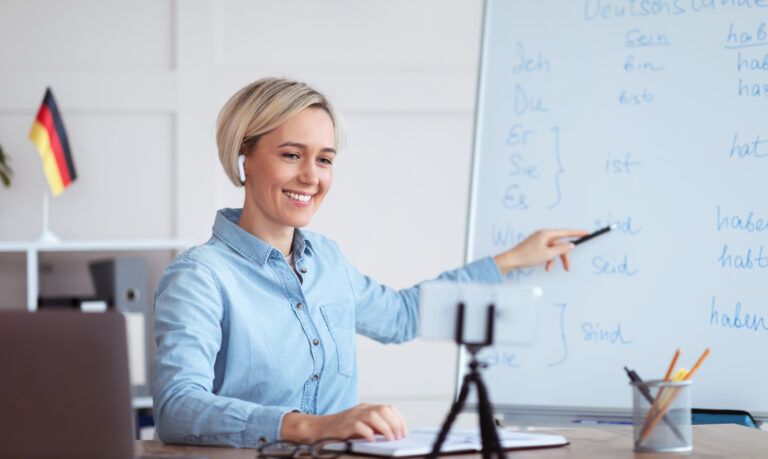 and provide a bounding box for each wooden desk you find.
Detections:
[137,424,768,458]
